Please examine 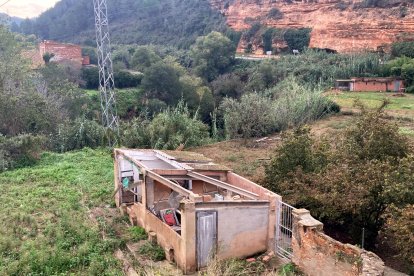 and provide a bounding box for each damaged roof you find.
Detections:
[117,149,231,172]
